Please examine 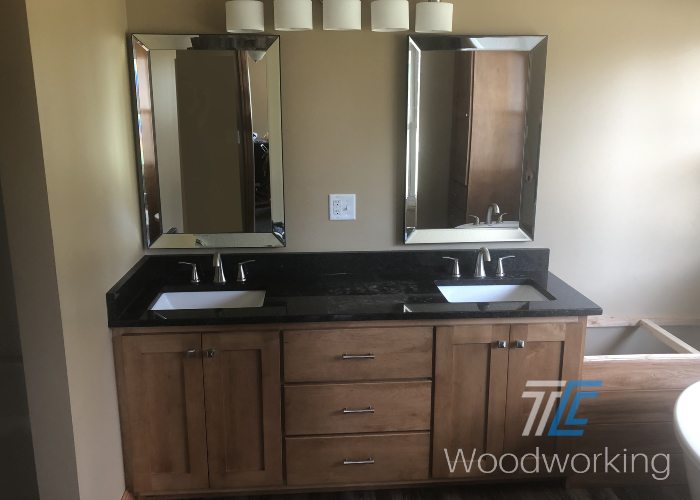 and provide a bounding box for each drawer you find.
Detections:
[285,381,432,435]
[283,328,433,382]
[285,432,430,486]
